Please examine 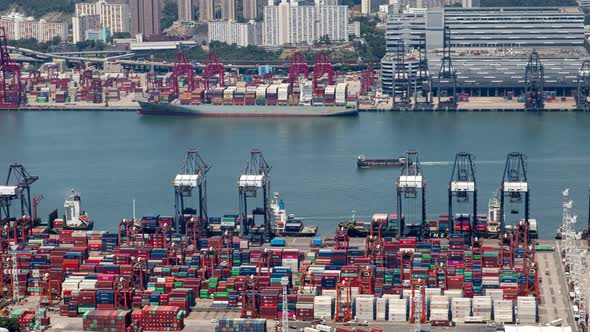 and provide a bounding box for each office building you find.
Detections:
[208,20,262,46]
[75,0,130,34]
[0,12,68,42]
[263,0,348,46]
[85,27,110,43]
[129,0,161,35]
[178,0,194,22]
[72,14,101,43]
[199,0,215,21]
[243,0,258,20]
[221,0,236,20]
